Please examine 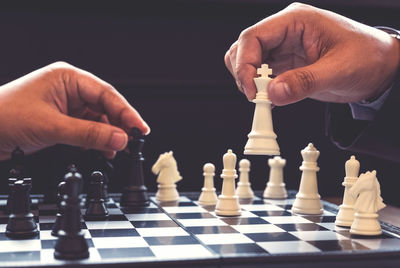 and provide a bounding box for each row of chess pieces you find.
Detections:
[153,143,387,237]
[4,163,114,260]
